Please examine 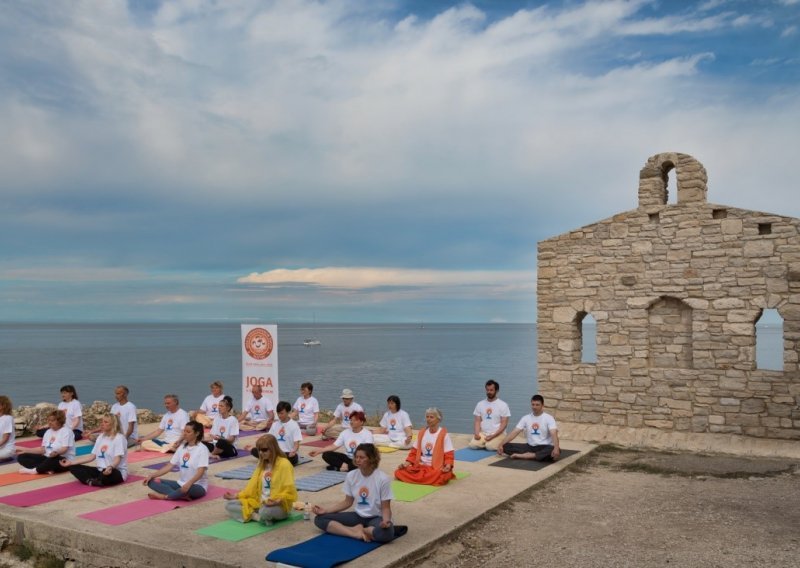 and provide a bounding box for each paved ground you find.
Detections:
[0,427,592,568]
[411,447,800,568]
